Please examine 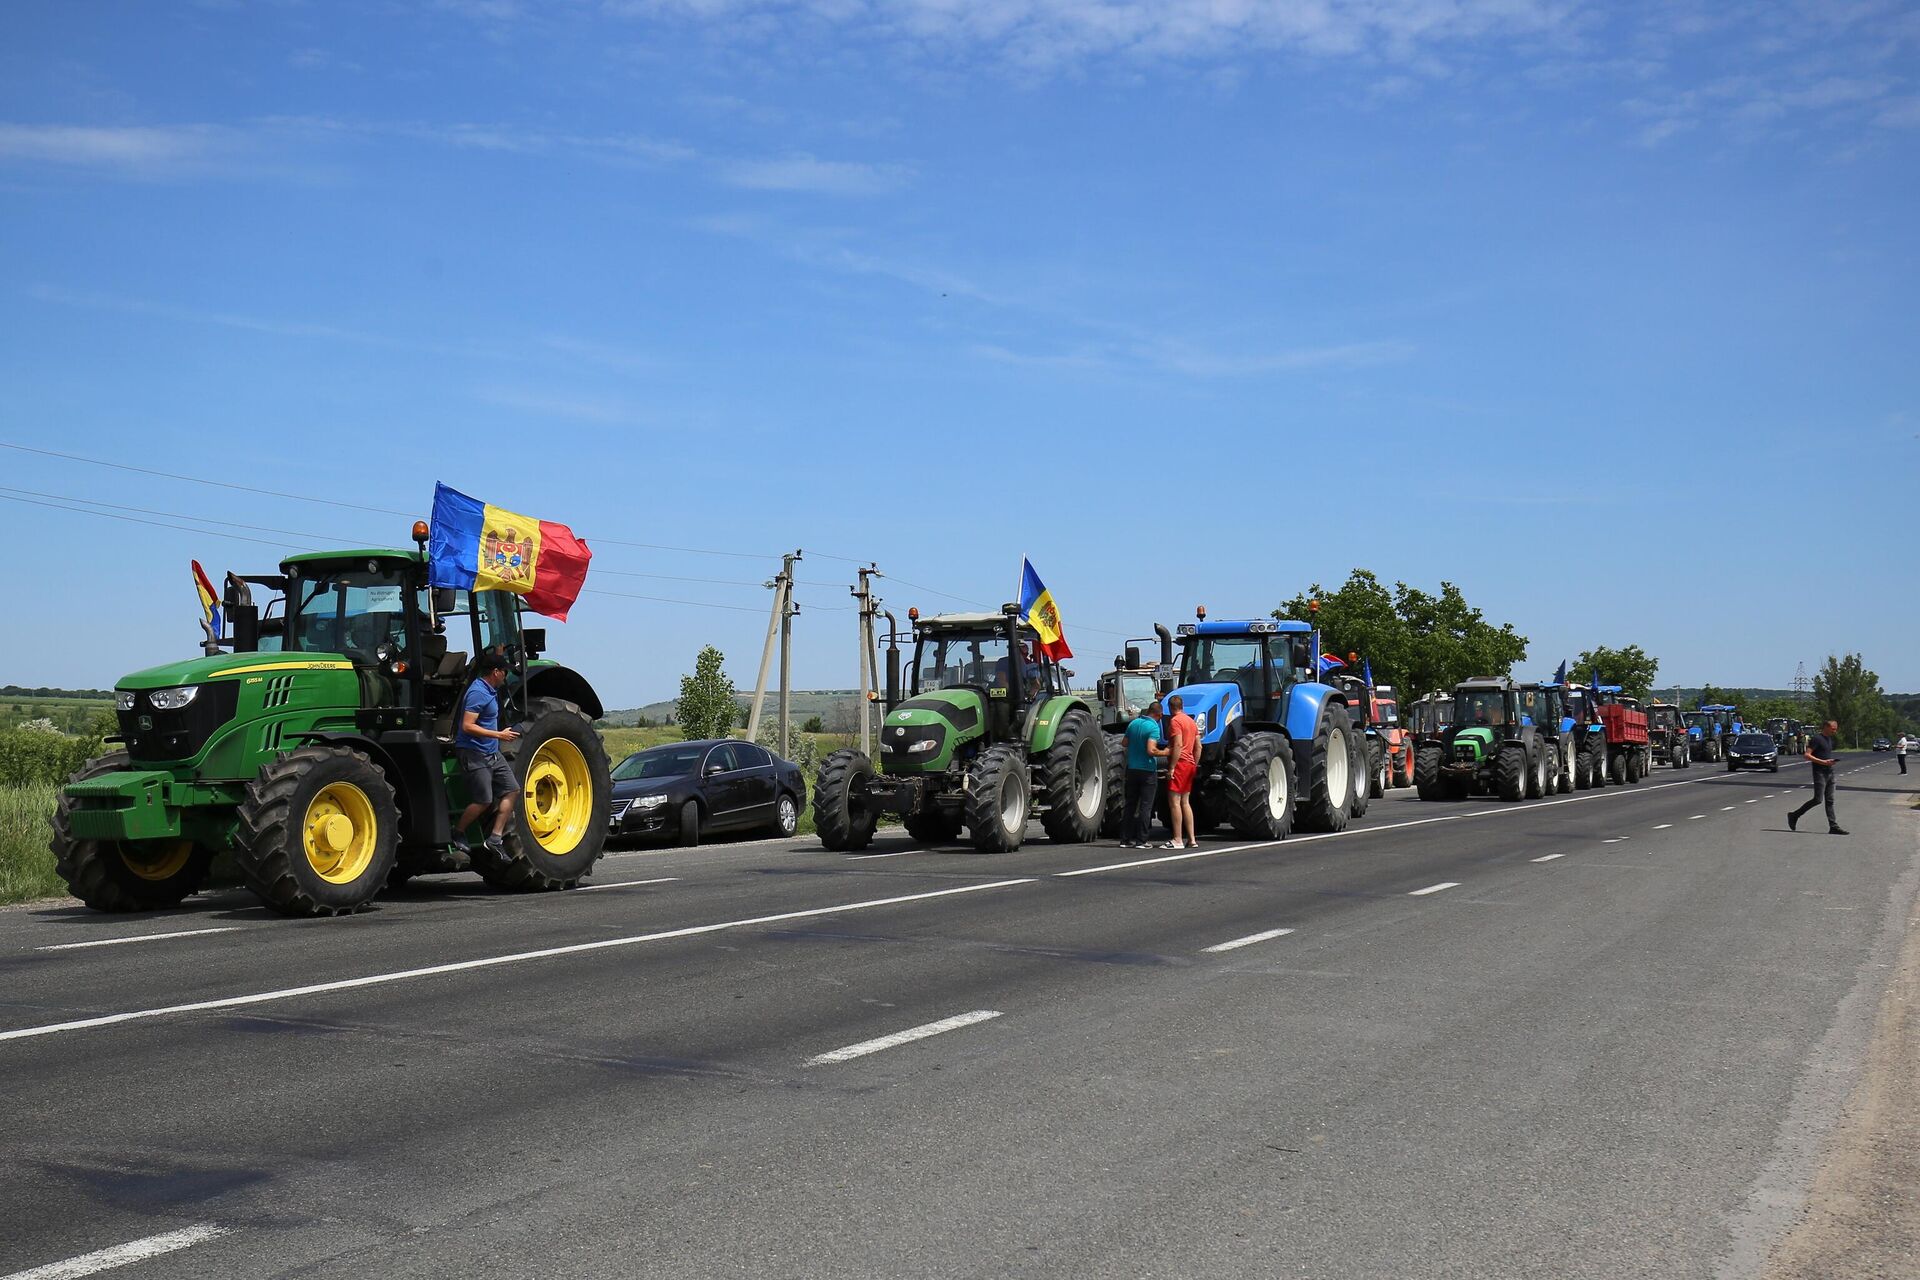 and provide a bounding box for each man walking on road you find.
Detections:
[1165,695,1201,850]
[1895,733,1908,775]
[455,653,522,863]
[1122,703,1170,849]
[1788,719,1847,836]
